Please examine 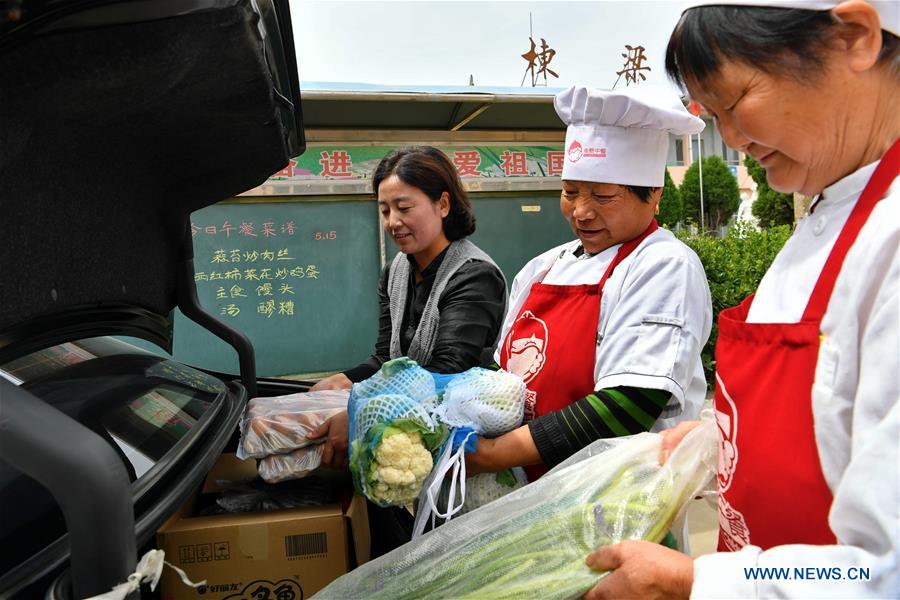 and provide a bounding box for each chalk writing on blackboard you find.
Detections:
[196,253,319,319]
[190,221,297,237]
[209,248,296,264]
